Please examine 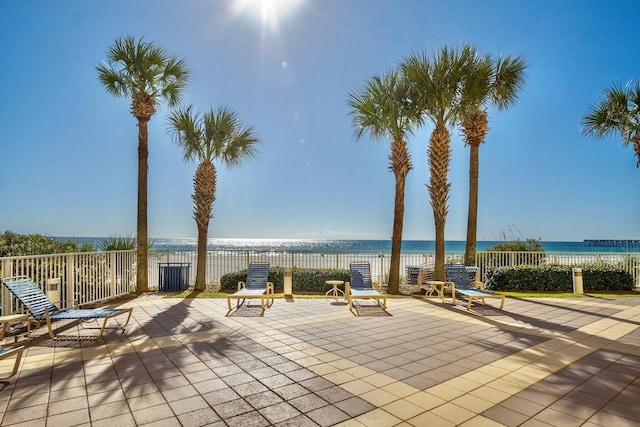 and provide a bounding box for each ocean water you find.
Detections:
[58,237,638,253]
